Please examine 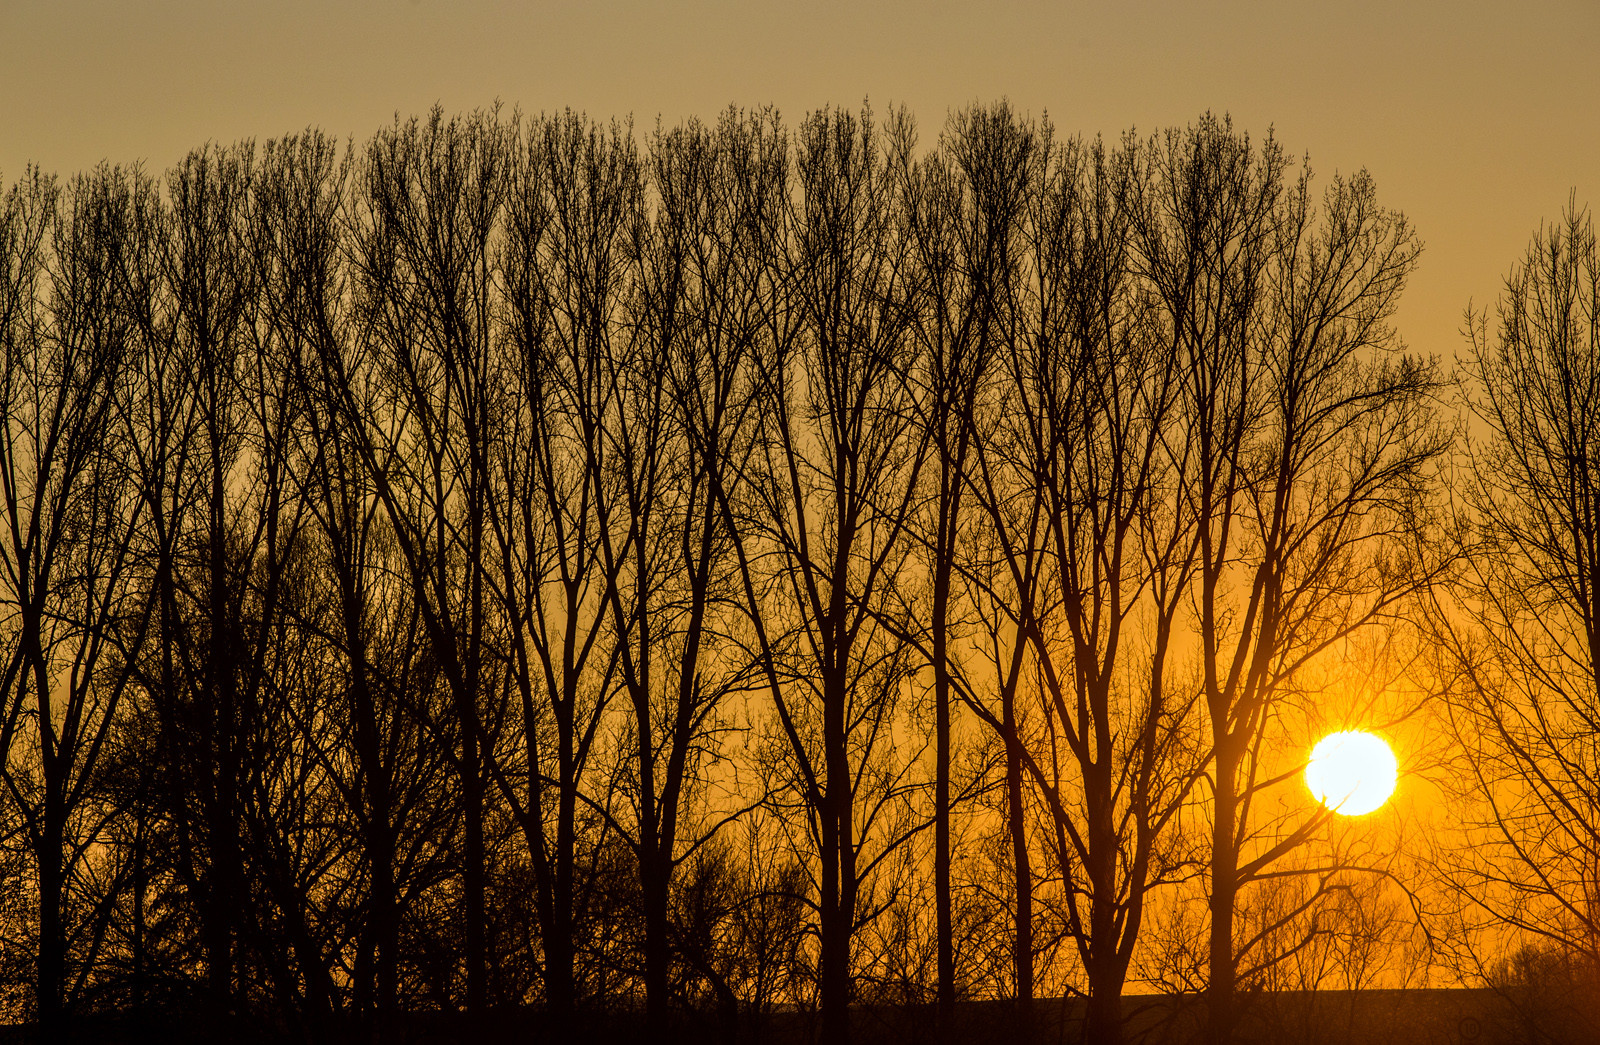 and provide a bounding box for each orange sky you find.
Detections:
[3,0,1596,366]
